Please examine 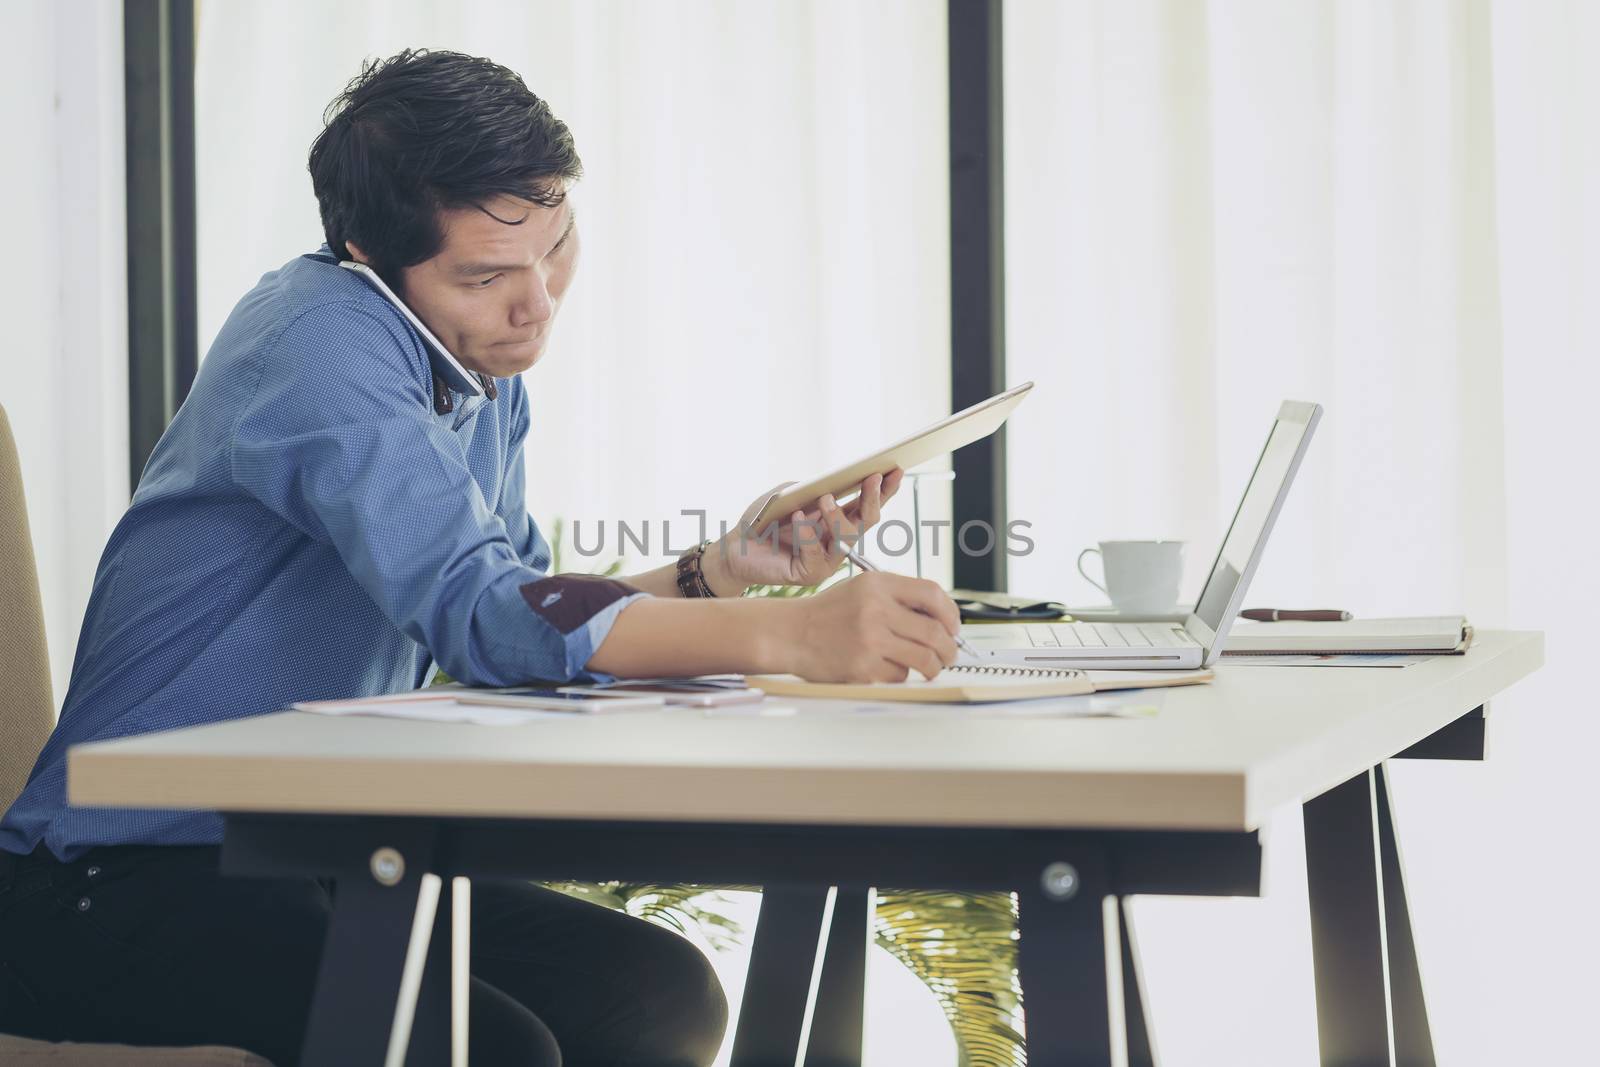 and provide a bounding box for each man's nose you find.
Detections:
[511,273,554,327]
